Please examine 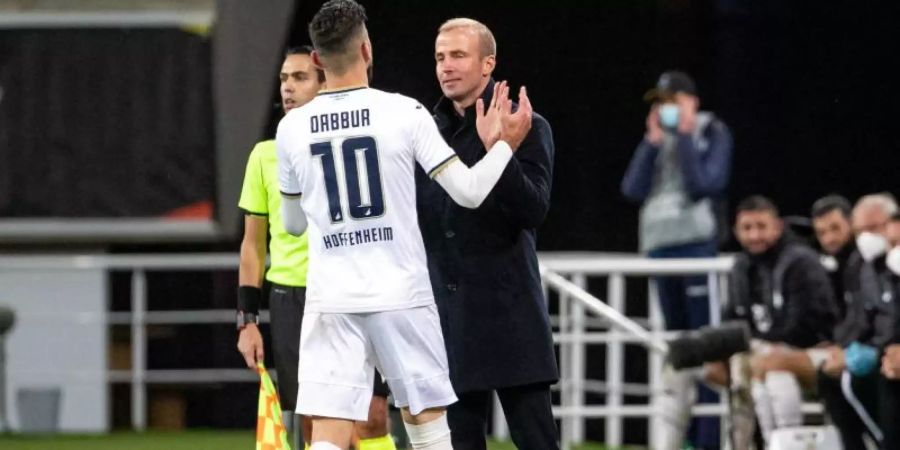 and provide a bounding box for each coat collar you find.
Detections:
[433,78,496,126]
